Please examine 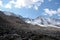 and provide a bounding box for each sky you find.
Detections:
[0,0,60,19]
